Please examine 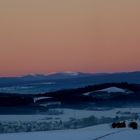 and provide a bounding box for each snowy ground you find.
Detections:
[102,130,140,140]
[0,124,139,140]
[0,108,140,139]
[0,107,140,122]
